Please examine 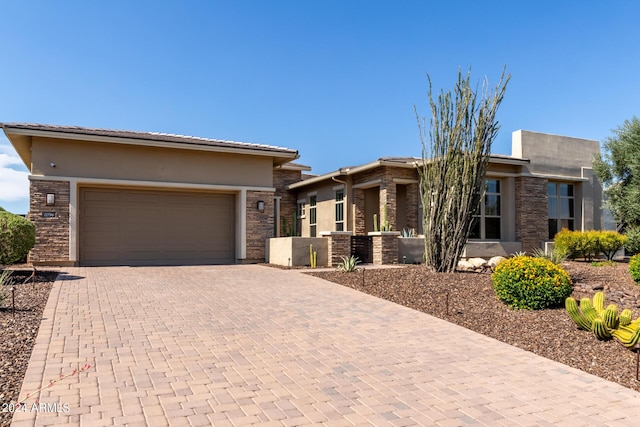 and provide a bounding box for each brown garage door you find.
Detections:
[80,187,235,266]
